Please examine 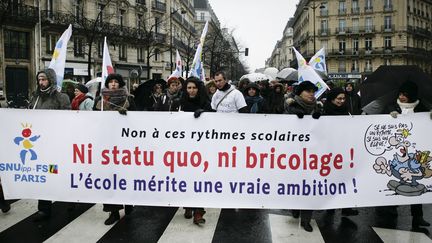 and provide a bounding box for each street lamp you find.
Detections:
[170,5,186,72]
[304,0,325,54]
